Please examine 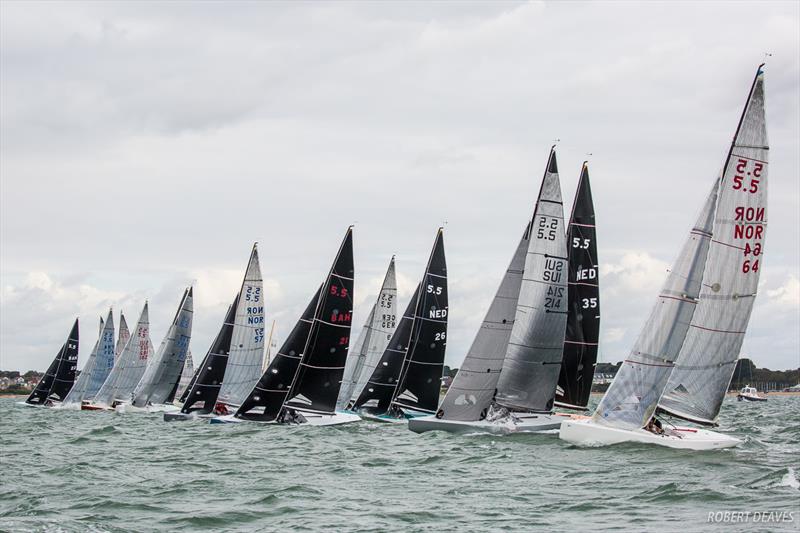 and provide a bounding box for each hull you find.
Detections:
[80,403,112,411]
[559,418,741,450]
[737,393,767,402]
[163,411,213,422]
[409,412,569,435]
[209,411,362,426]
[115,403,180,414]
[358,408,429,424]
